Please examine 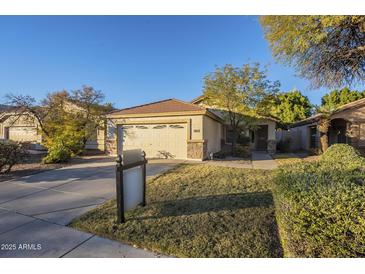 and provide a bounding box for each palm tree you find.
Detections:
[316,105,335,153]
